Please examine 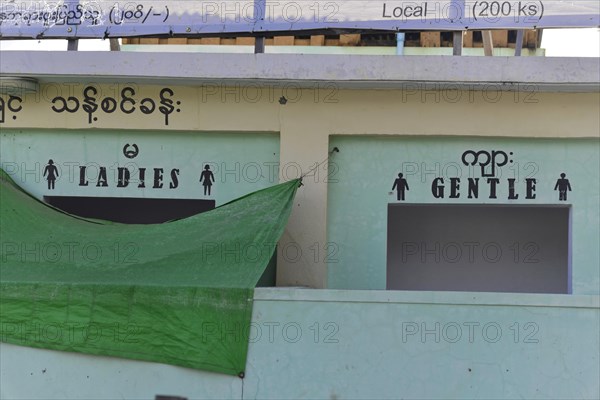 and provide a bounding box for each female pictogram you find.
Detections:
[199,164,215,196]
[43,159,59,190]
